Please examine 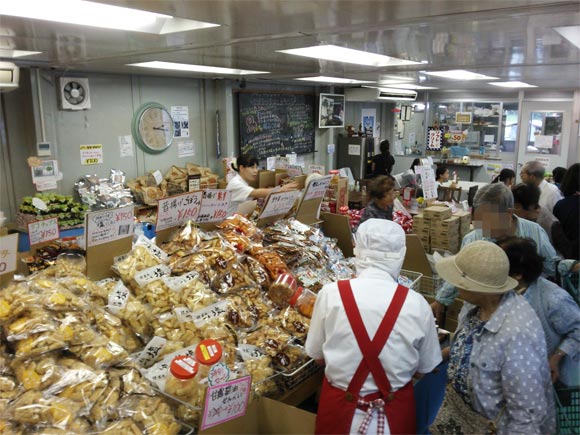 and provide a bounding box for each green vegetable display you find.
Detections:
[19,193,88,228]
